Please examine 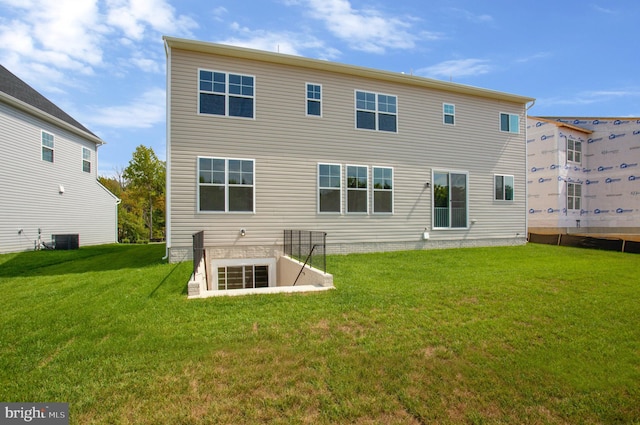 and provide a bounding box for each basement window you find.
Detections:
[213,258,276,291]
